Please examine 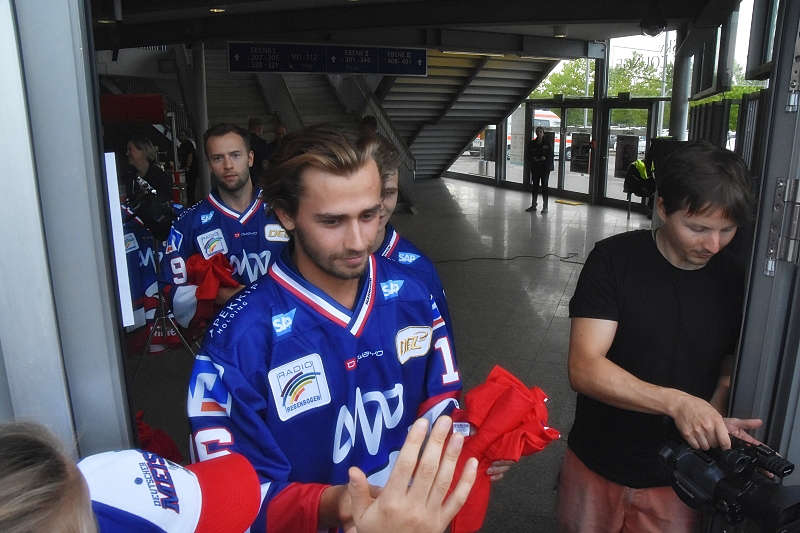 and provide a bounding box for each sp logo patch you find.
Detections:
[200,211,214,224]
[380,279,404,299]
[395,326,432,364]
[272,308,296,336]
